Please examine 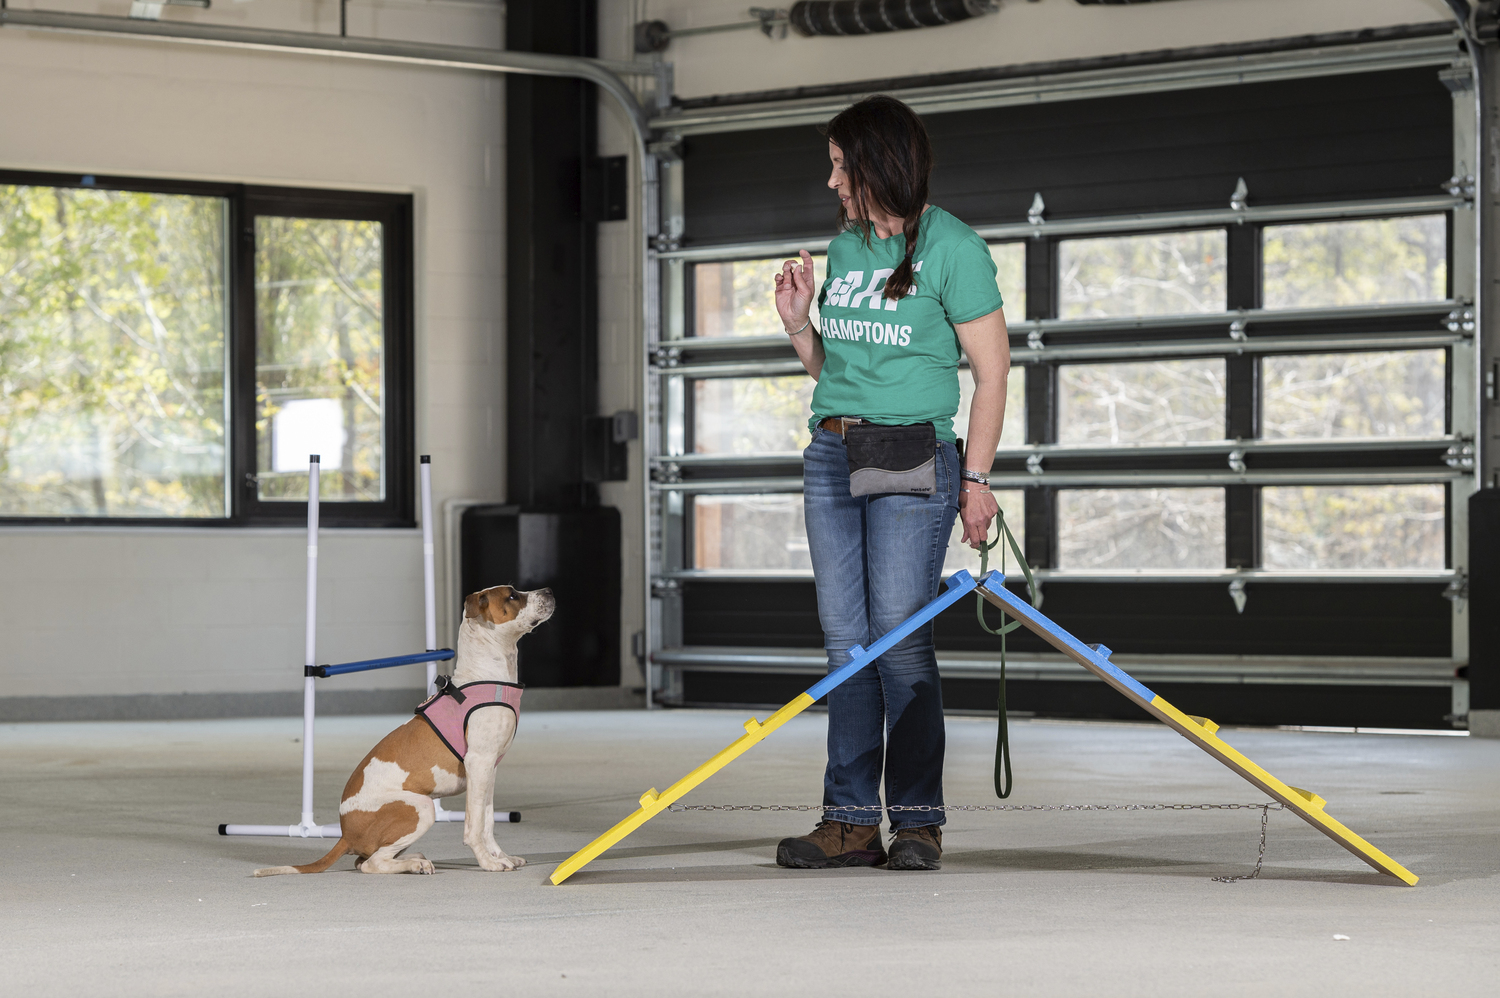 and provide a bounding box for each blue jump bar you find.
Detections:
[805,571,978,701]
[310,649,455,678]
